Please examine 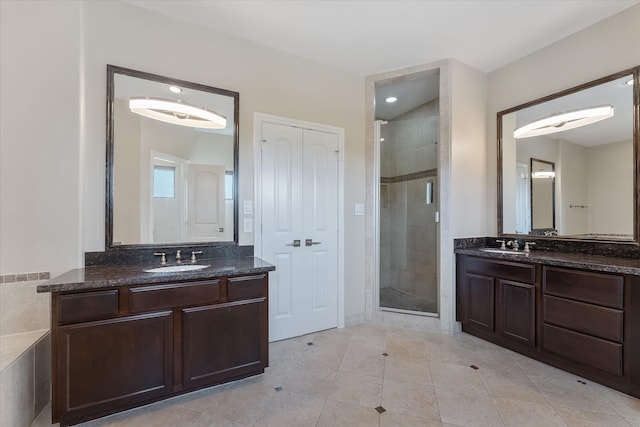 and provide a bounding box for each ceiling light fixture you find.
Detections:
[514,105,614,139]
[531,171,556,179]
[385,96,397,103]
[168,86,183,93]
[129,98,226,129]
[626,78,634,86]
